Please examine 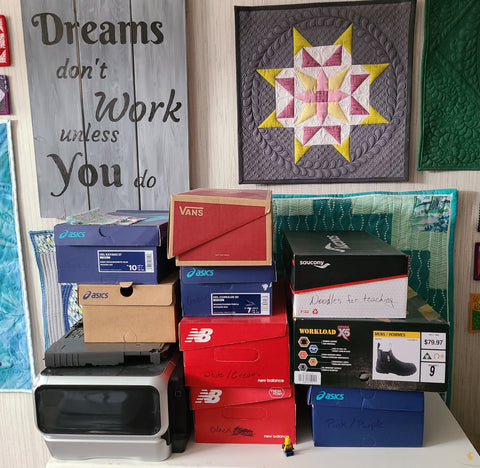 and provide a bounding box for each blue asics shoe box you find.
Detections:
[54,211,174,284]
[180,264,275,316]
[307,386,424,447]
